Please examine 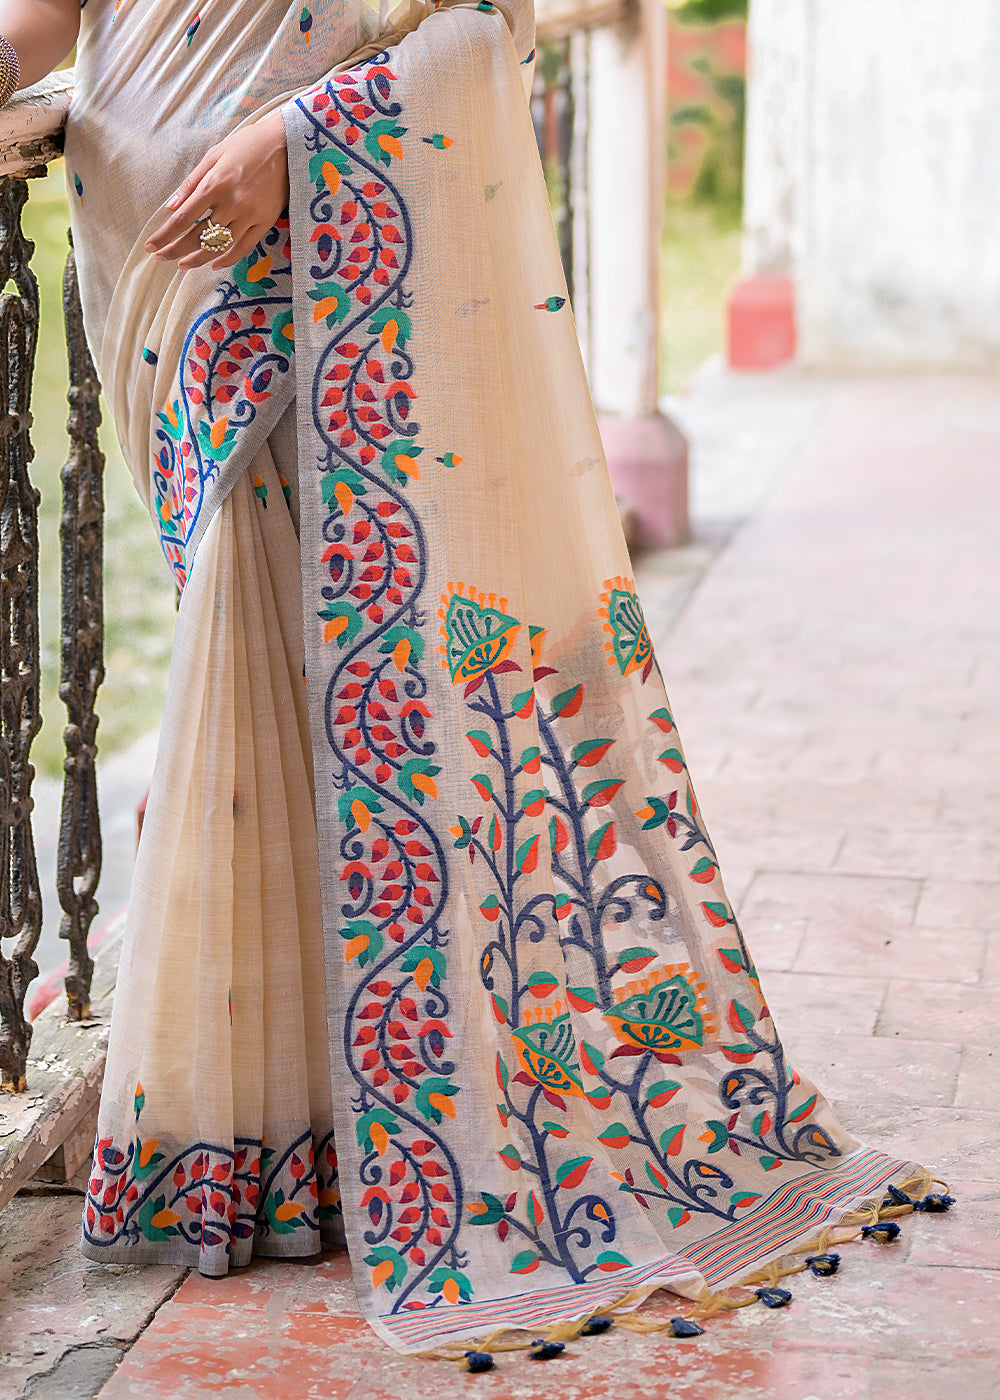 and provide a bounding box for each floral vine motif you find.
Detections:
[632,708,840,1170]
[296,58,469,1314]
[81,1084,338,1265]
[524,637,839,1228]
[153,220,295,589]
[445,594,628,1284]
